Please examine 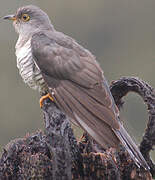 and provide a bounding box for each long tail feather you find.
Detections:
[51,81,150,170]
[114,124,150,170]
